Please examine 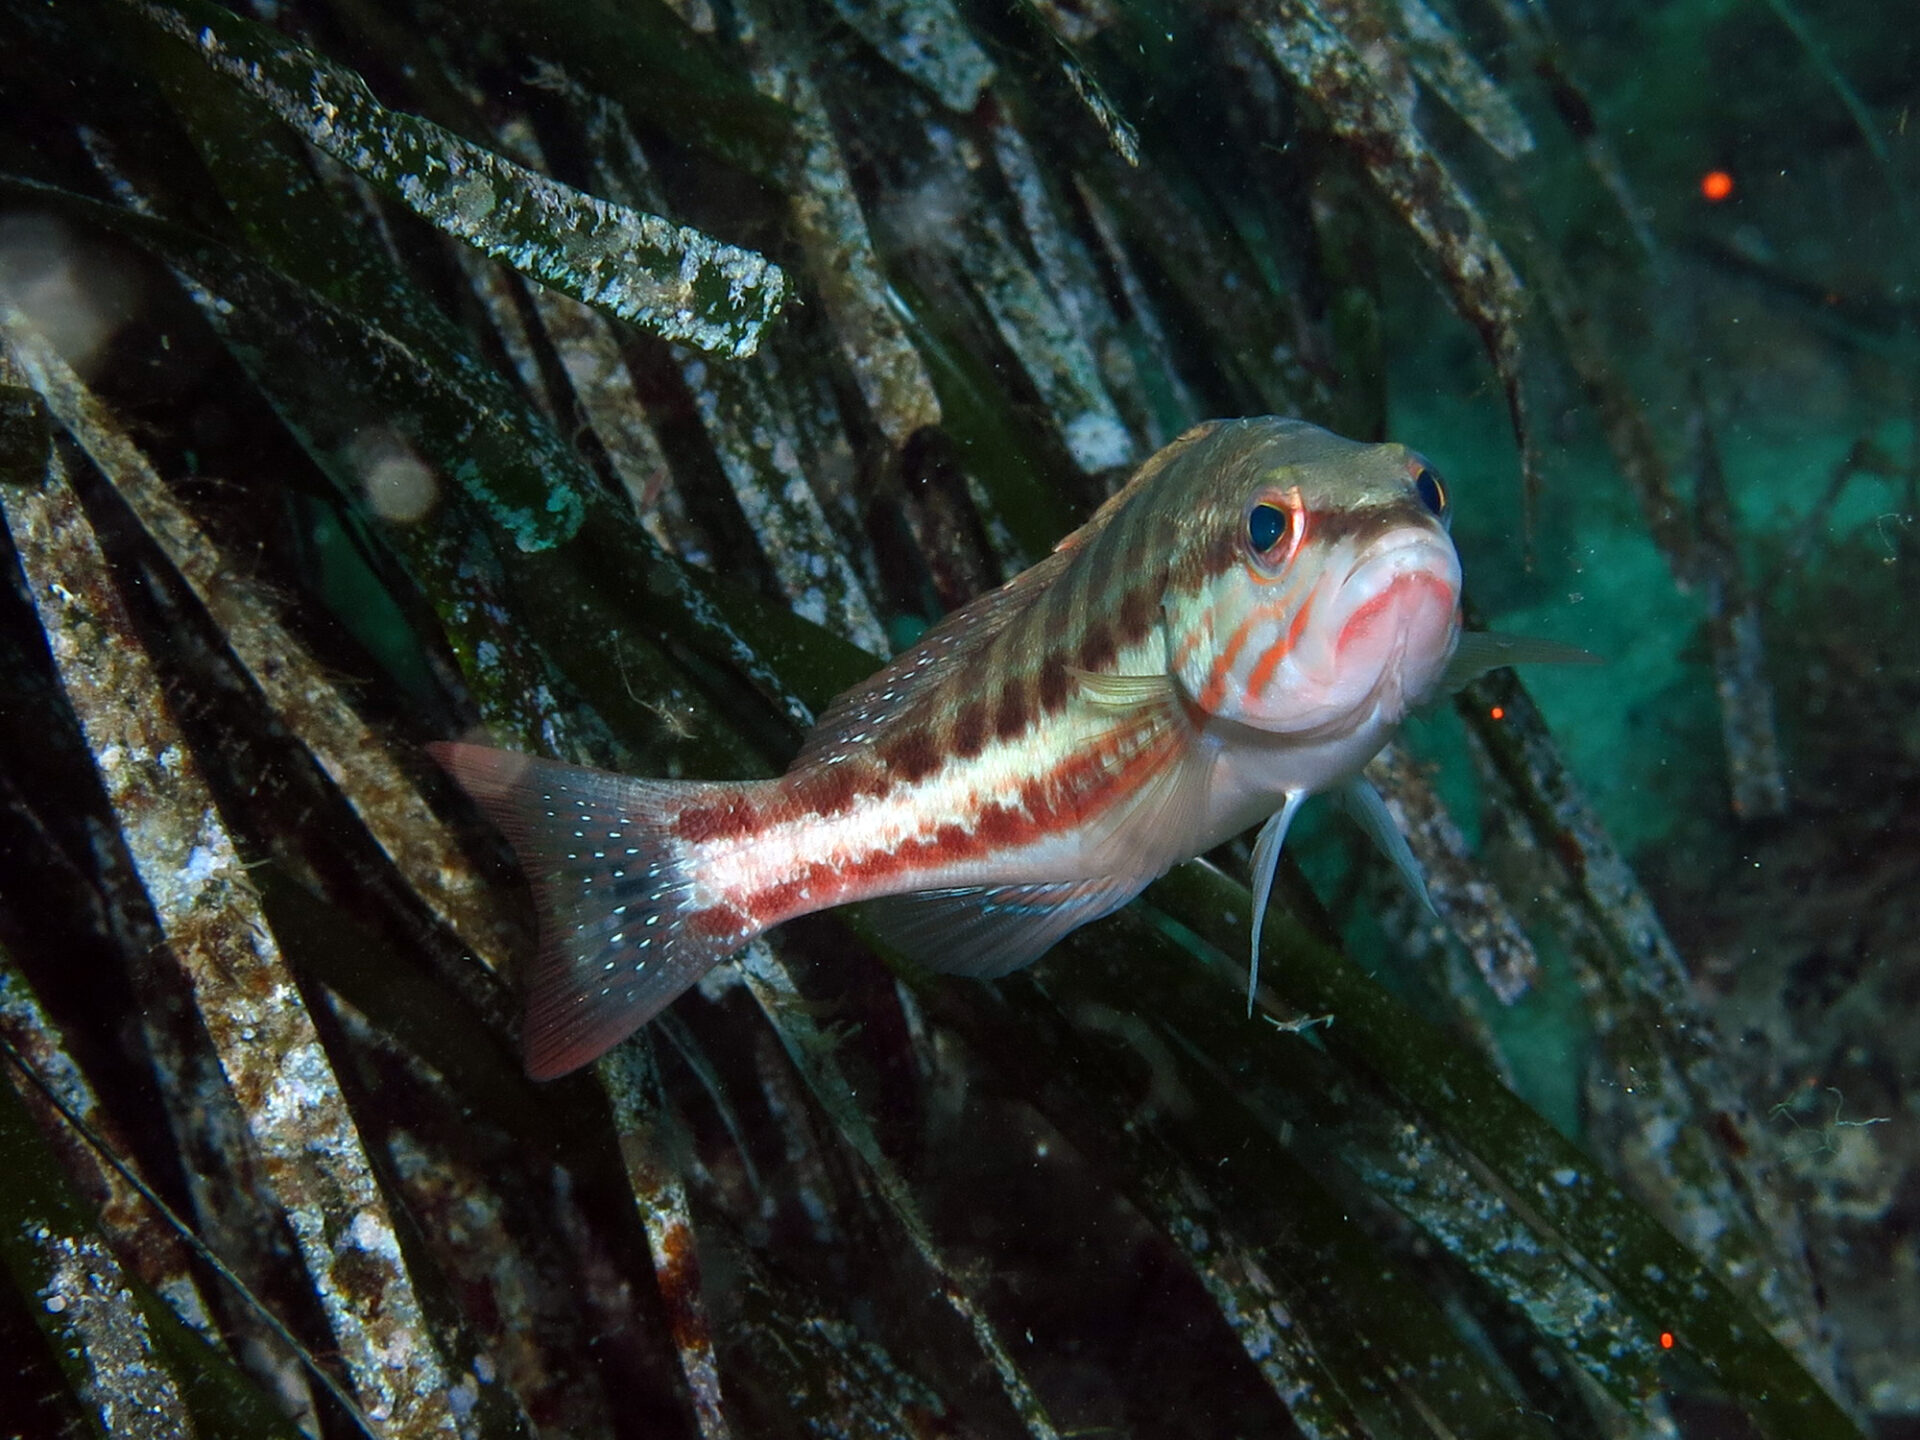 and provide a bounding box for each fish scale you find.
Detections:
[435,416,1580,1078]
